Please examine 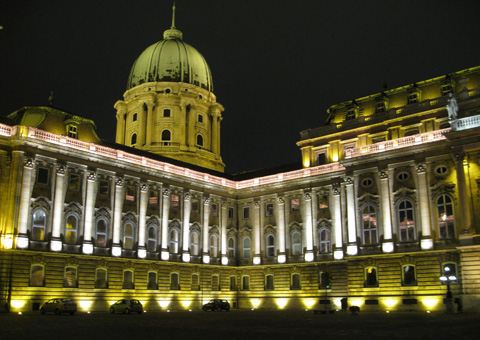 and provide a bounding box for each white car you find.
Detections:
[40,298,77,315]
[110,299,143,314]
